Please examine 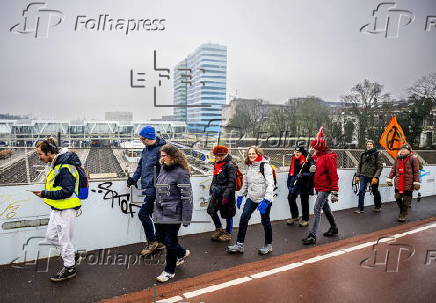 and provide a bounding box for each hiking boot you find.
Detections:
[302,234,316,245]
[217,232,232,242]
[140,241,159,256]
[286,218,299,225]
[299,220,309,227]
[50,266,77,282]
[157,242,165,250]
[156,271,175,283]
[211,228,225,241]
[258,244,272,255]
[397,214,407,222]
[373,207,381,213]
[354,209,364,214]
[323,227,339,237]
[176,249,191,267]
[227,242,244,254]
